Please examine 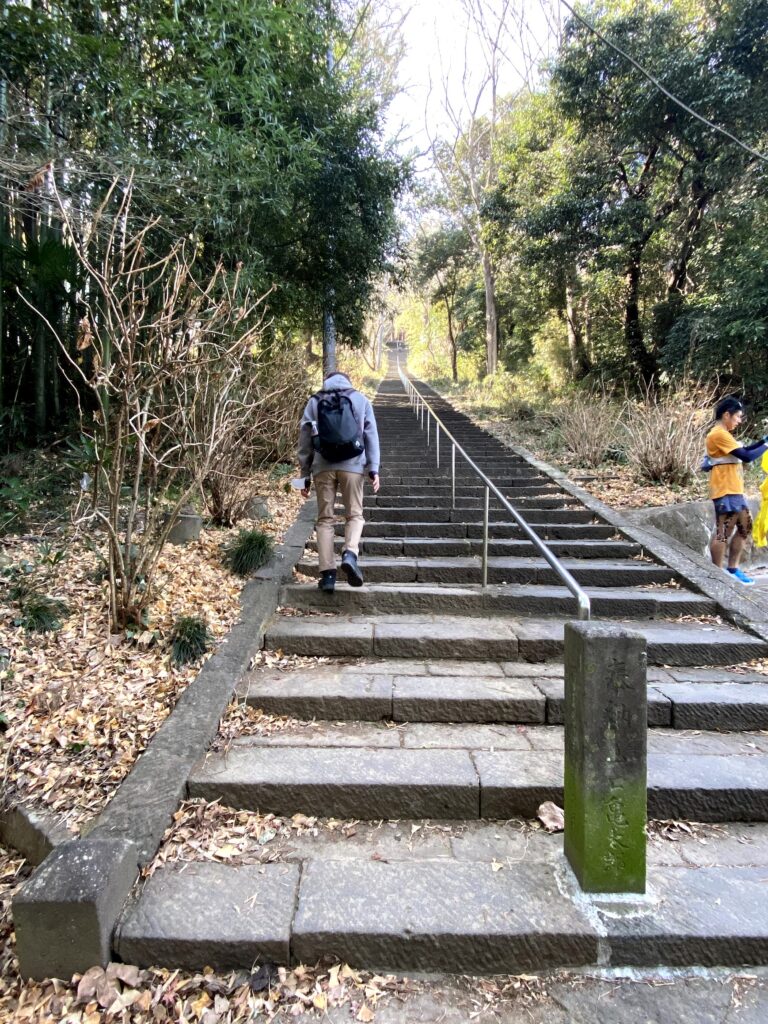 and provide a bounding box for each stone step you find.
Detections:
[188,741,768,821]
[306,537,641,560]
[116,858,768,972]
[382,474,550,485]
[371,482,552,495]
[240,666,546,723]
[280,581,715,619]
[264,613,768,665]
[379,442,518,452]
[296,555,676,587]
[374,486,562,500]
[538,678,768,731]
[362,493,573,509]
[240,662,768,729]
[337,520,614,539]
[362,506,594,524]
